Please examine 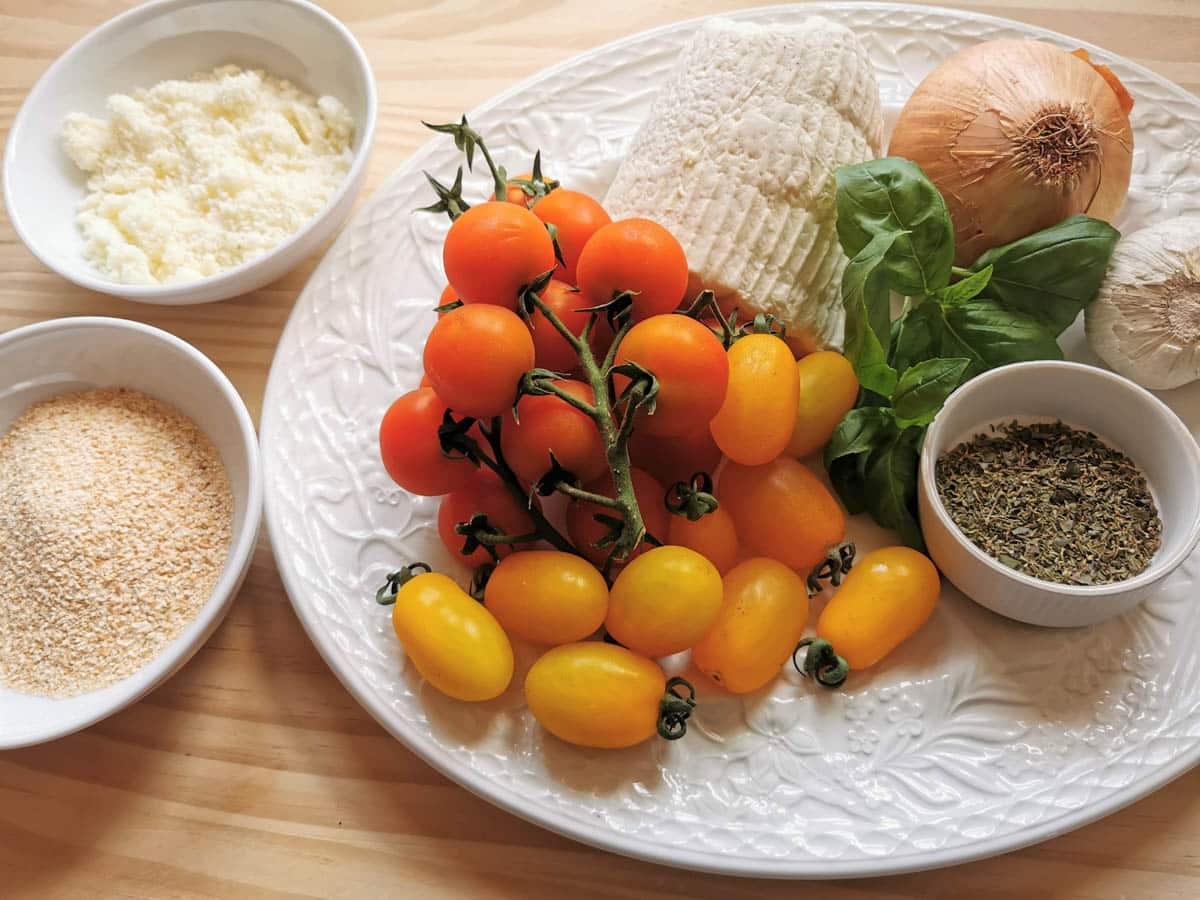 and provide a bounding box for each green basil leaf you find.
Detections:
[828,453,869,516]
[891,299,945,373]
[971,214,1120,334]
[824,407,897,465]
[942,298,1063,375]
[864,428,925,550]
[836,158,955,296]
[891,357,970,427]
[935,265,992,307]
[843,231,900,397]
